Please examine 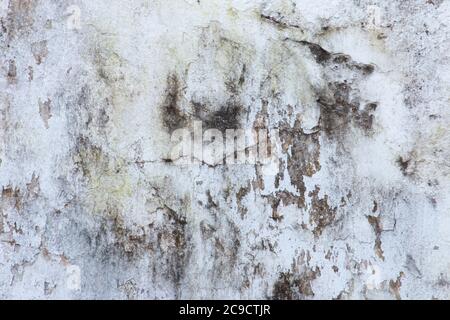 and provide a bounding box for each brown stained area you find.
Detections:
[31,40,48,65]
[1,185,22,210]
[27,66,33,81]
[389,272,405,300]
[7,60,17,84]
[236,184,251,218]
[308,186,337,237]
[279,120,321,194]
[272,267,321,300]
[367,215,385,260]
[273,119,321,220]
[293,40,332,64]
[26,173,40,199]
[2,0,37,42]
[318,83,377,136]
[274,158,285,189]
[264,190,305,222]
[1,174,40,215]
[252,164,265,191]
[38,98,52,129]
